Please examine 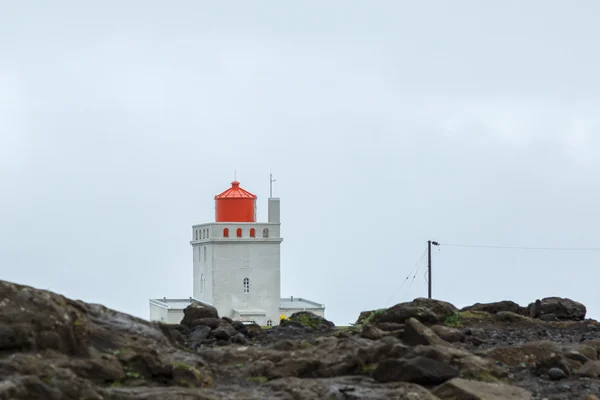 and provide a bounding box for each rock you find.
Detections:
[577,360,600,378]
[180,302,219,326]
[376,298,457,325]
[529,299,542,318]
[360,324,385,340]
[188,325,211,342]
[231,321,249,336]
[211,322,238,341]
[548,367,567,380]
[540,313,558,322]
[527,297,586,321]
[372,356,459,385]
[190,317,221,329]
[482,340,562,367]
[493,311,530,323]
[284,312,335,331]
[232,333,249,345]
[263,376,440,400]
[403,318,449,347]
[375,322,405,332]
[431,325,465,343]
[462,300,527,316]
[432,377,532,400]
[244,323,263,338]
